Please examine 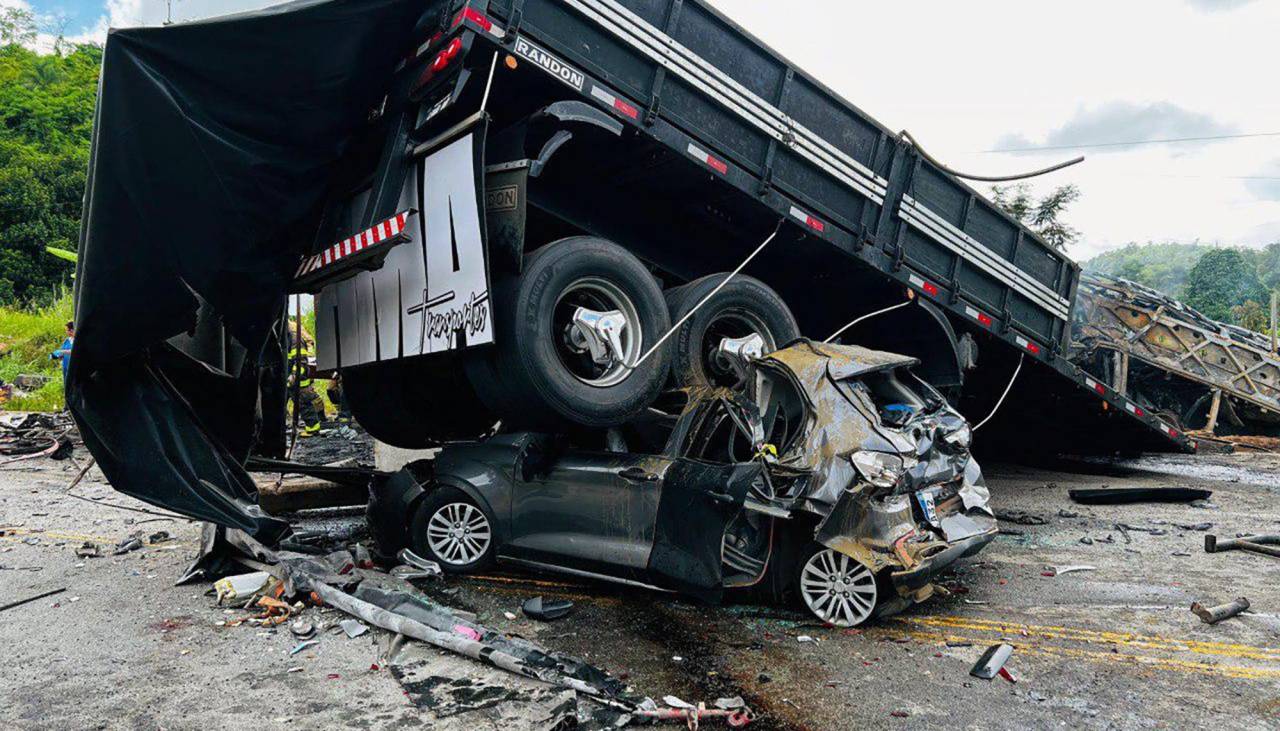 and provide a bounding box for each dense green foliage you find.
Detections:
[0,292,73,410]
[0,23,100,305]
[1084,241,1220,296]
[1084,241,1279,333]
[1183,248,1266,322]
